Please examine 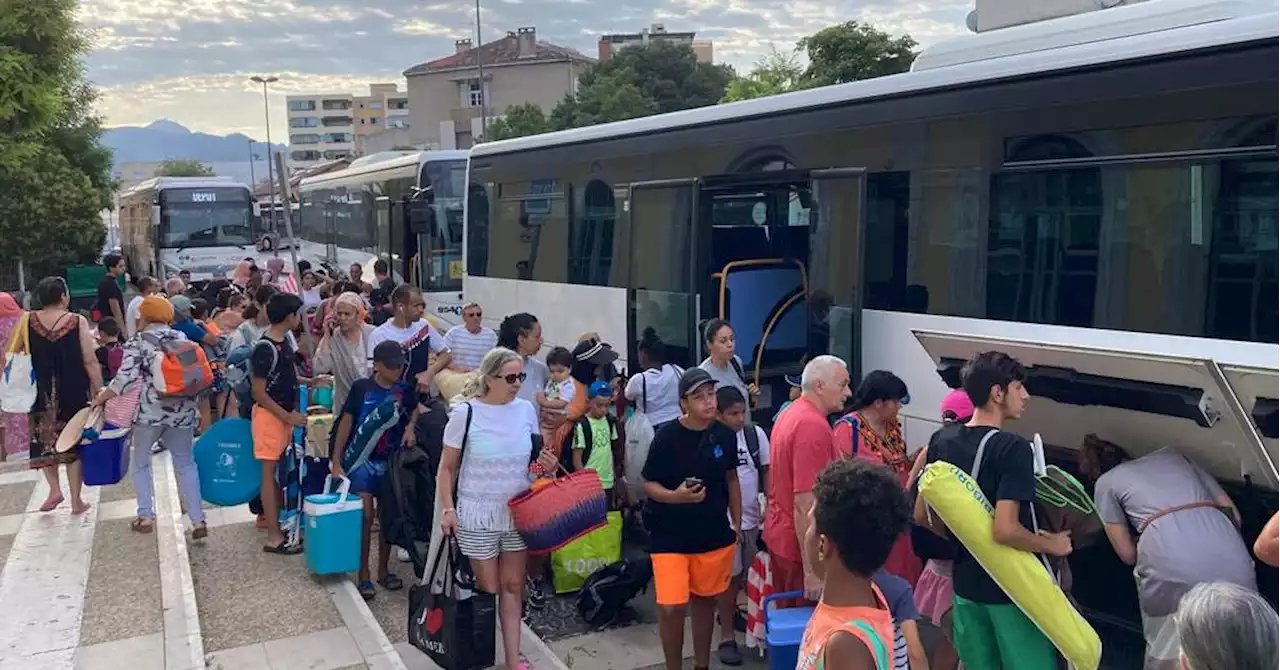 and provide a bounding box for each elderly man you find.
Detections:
[444,302,497,372]
[762,355,852,602]
[163,277,186,298]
